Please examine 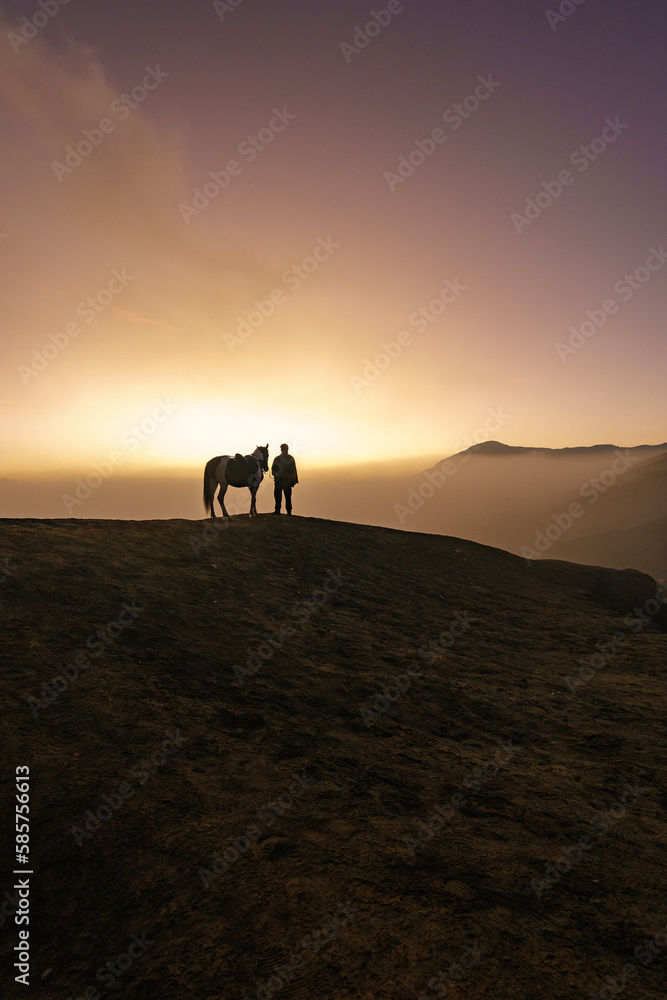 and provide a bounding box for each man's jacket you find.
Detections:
[271,454,298,486]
